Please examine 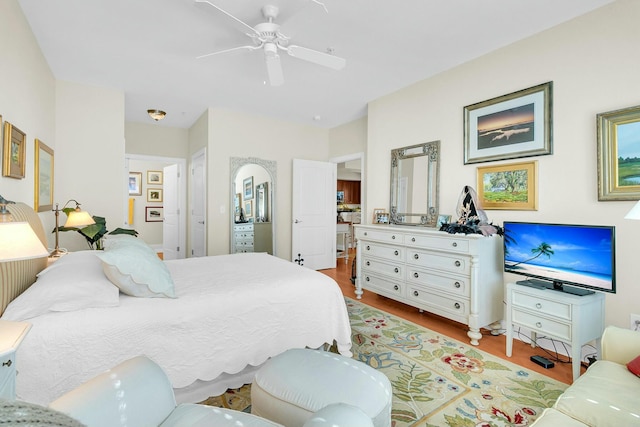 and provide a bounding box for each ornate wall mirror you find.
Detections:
[390,140,440,227]
[230,157,276,255]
